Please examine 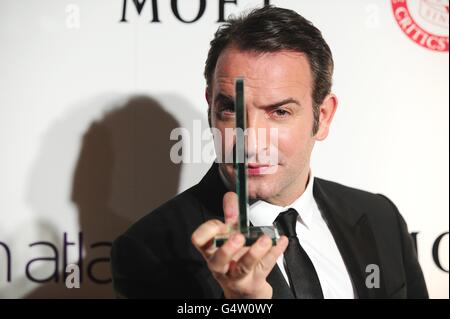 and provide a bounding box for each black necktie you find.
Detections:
[274,208,324,299]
